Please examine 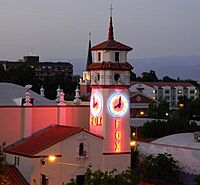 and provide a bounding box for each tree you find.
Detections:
[7,65,35,86]
[141,70,158,82]
[194,174,200,185]
[130,71,136,81]
[0,65,7,82]
[162,76,176,82]
[66,167,139,185]
[148,100,169,119]
[138,153,180,183]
